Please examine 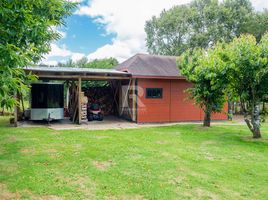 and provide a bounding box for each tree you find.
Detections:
[58,57,119,69]
[145,0,268,56]
[84,57,118,69]
[58,57,119,87]
[178,46,227,127]
[145,5,192,56]
[0,0,76,110]
[243,10,268,42]
[223,34,268,138]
